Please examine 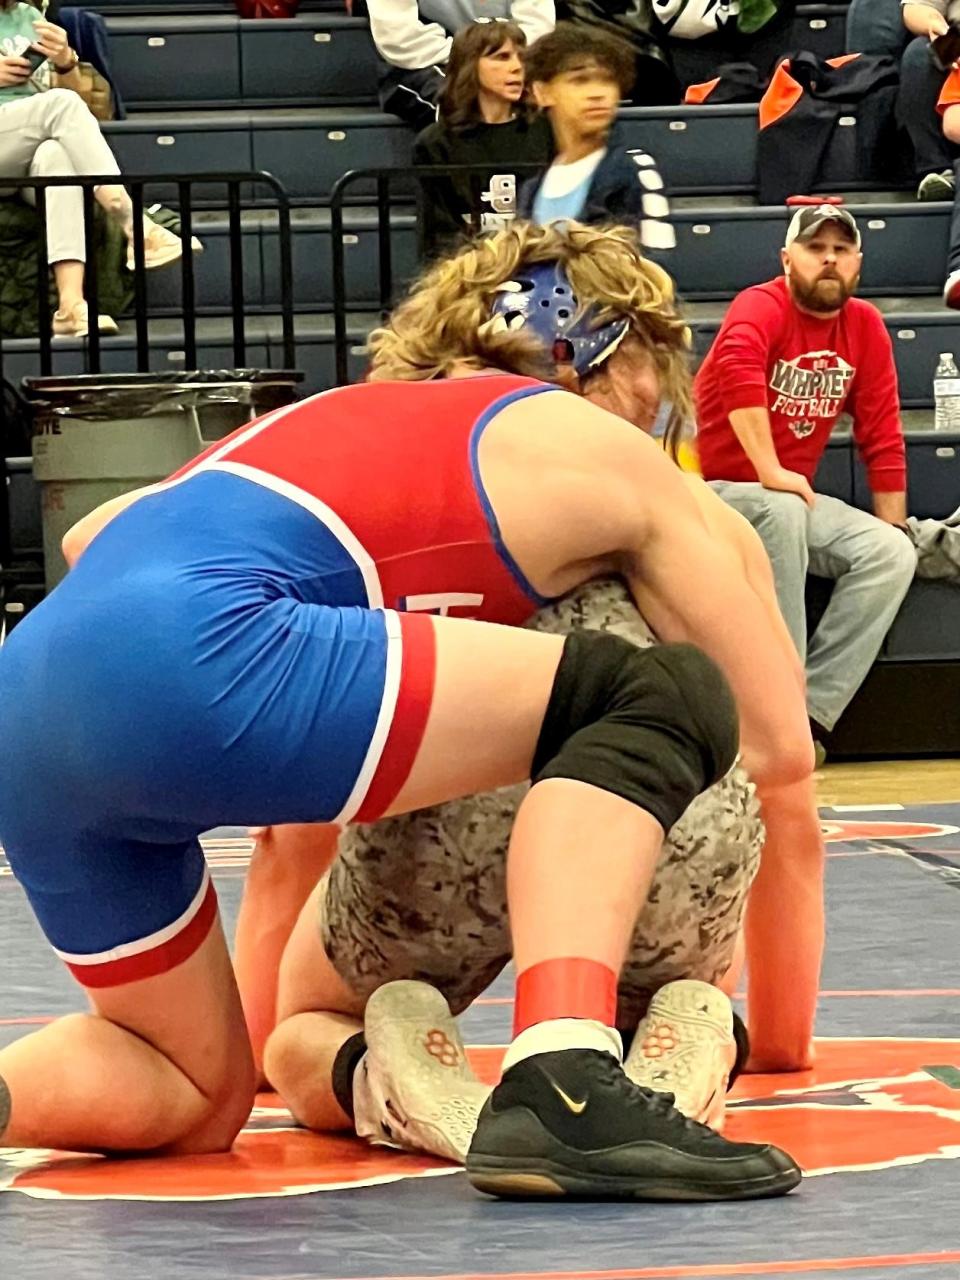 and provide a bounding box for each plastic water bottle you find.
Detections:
[934,353,960,431]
